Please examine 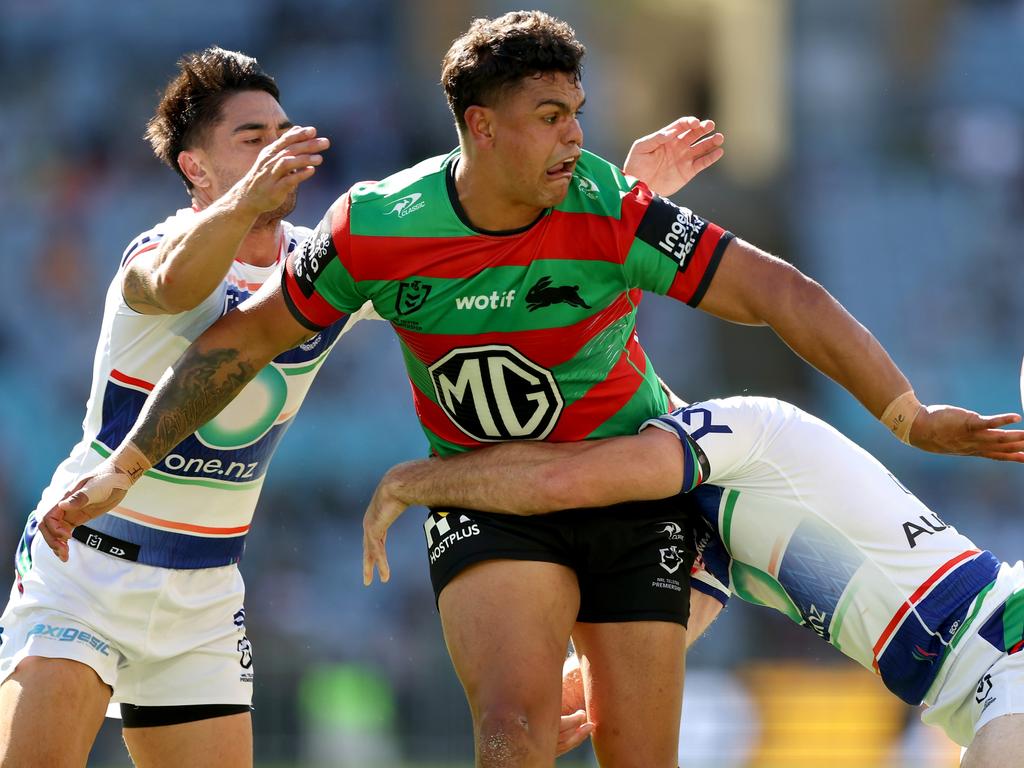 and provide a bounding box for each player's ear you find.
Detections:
[463,105,496,148]
[177,149,211,193]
